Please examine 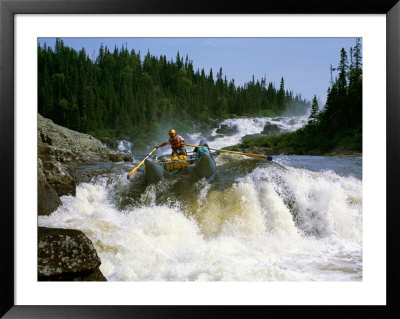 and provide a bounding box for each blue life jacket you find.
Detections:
[197,146,209,159]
